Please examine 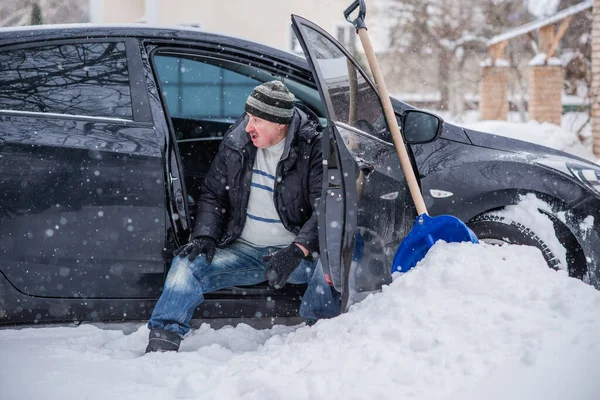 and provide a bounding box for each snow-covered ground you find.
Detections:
[1,116,599,400]
[2,241,599,400]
